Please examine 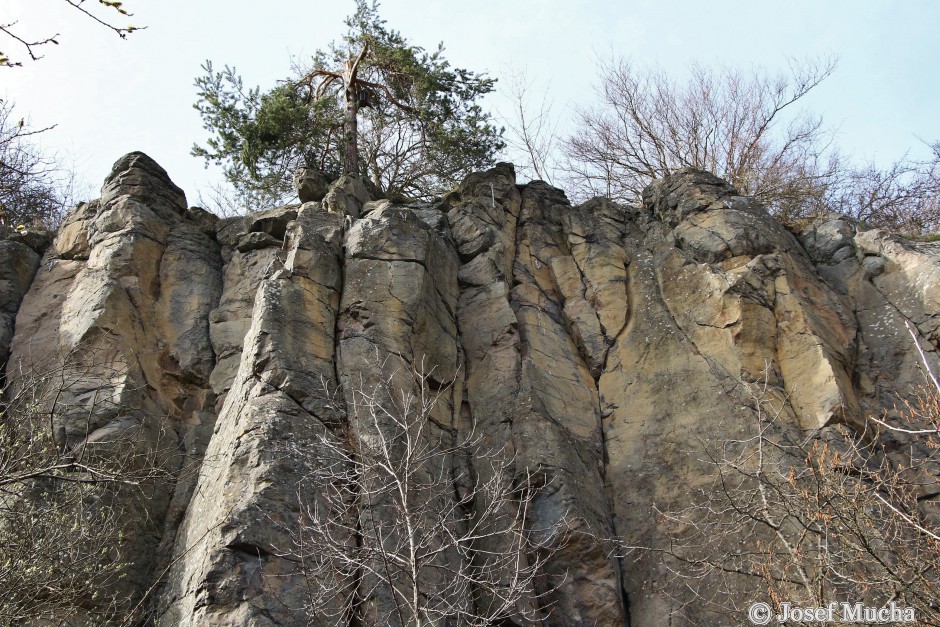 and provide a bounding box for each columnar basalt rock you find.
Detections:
[6,152,223,613]
[4,155,940,626]
[0,226,49,369]
[158,206,347,625]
